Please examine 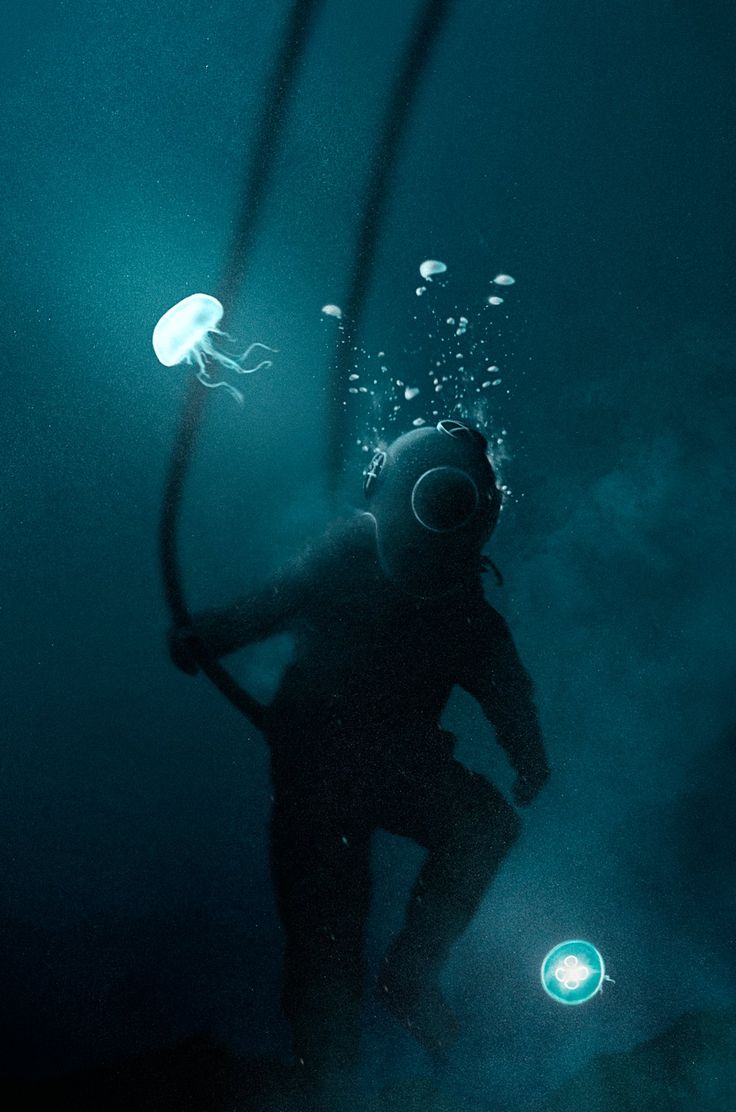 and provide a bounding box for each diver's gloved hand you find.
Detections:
[167,625,201,676]
[512,761,550,807]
